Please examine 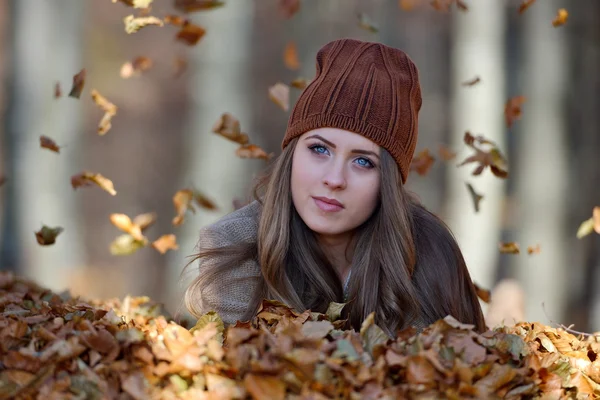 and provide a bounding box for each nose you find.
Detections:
[322,163,347,190]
